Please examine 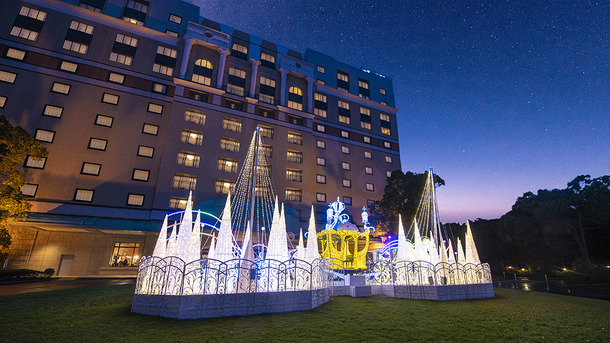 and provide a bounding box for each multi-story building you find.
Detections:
[0,0,401,276]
